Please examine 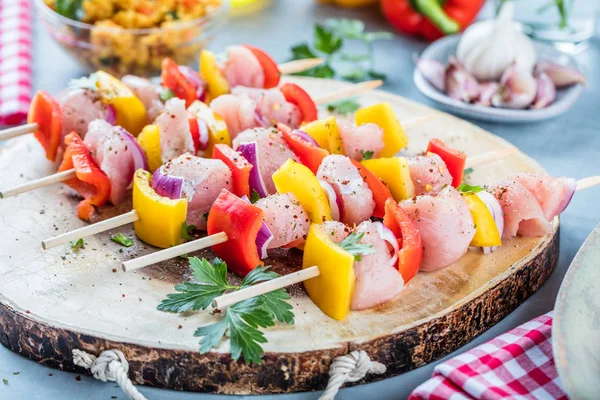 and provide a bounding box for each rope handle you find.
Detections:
[319,350,386,400]
[72,349,147,400]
